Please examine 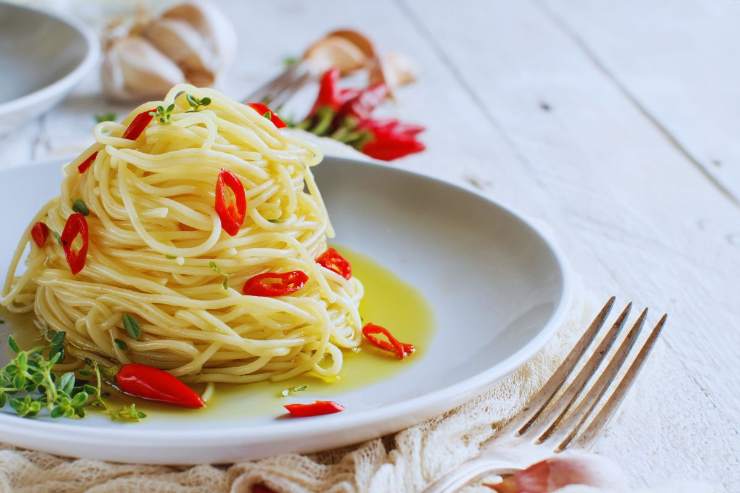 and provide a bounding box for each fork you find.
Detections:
[245,61,317,108]
[424,297,667,493]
